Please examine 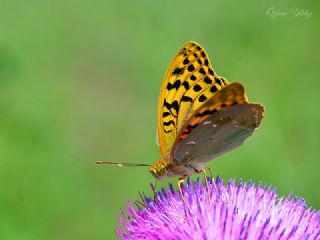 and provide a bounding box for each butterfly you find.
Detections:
[98,41,264,198]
